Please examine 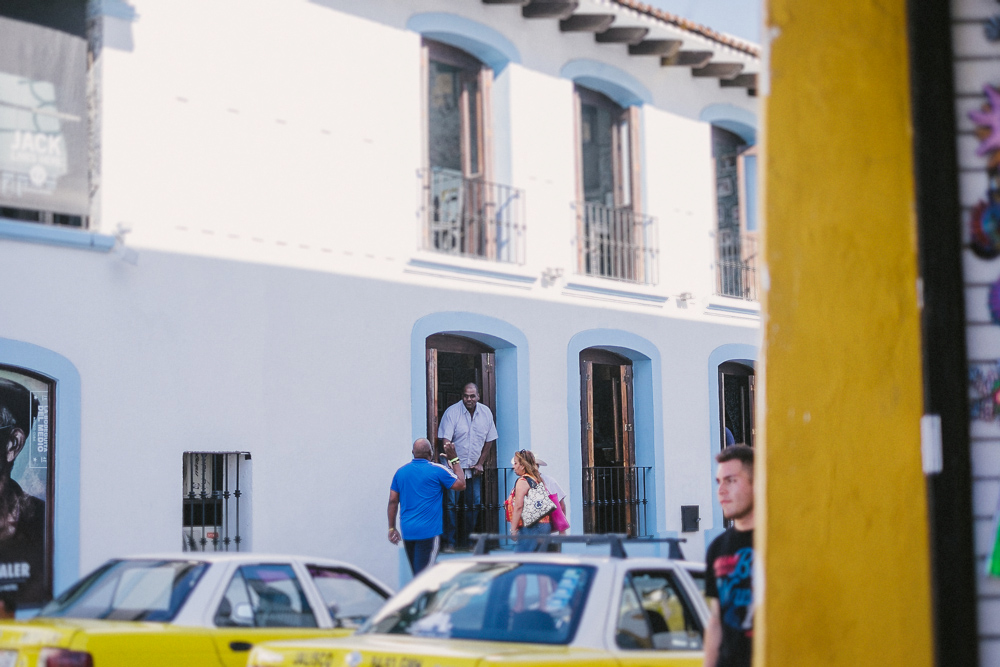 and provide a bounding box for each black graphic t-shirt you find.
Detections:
[705,528,754,667]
